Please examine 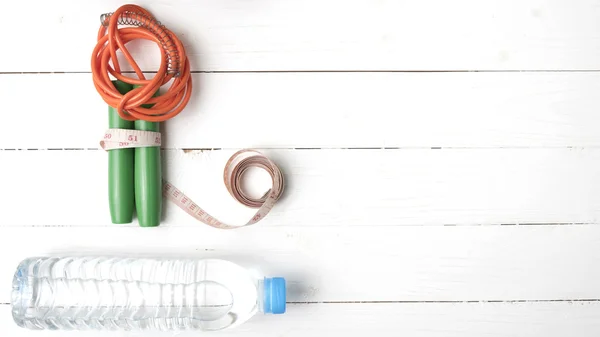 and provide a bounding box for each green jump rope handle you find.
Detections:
[108,80,135,224]
[134,87,162,227]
